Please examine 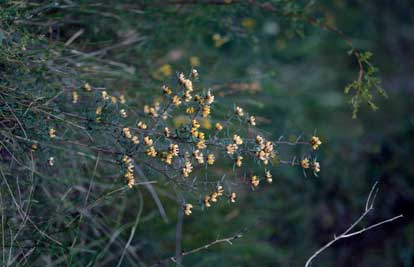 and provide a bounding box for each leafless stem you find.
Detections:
[304,182,403,267]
